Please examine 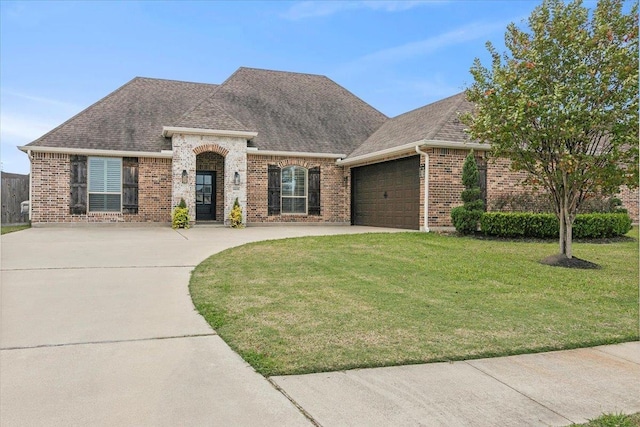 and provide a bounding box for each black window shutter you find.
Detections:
[308,167,321,216]
[70,155,87,214]
[122,157,139,214]
[268,165,281,215]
